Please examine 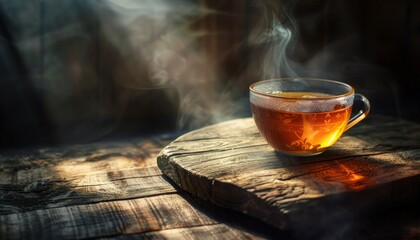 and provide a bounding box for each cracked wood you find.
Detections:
[0,136,266,239]
[0,194,259,239]
[157,116,420,230]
